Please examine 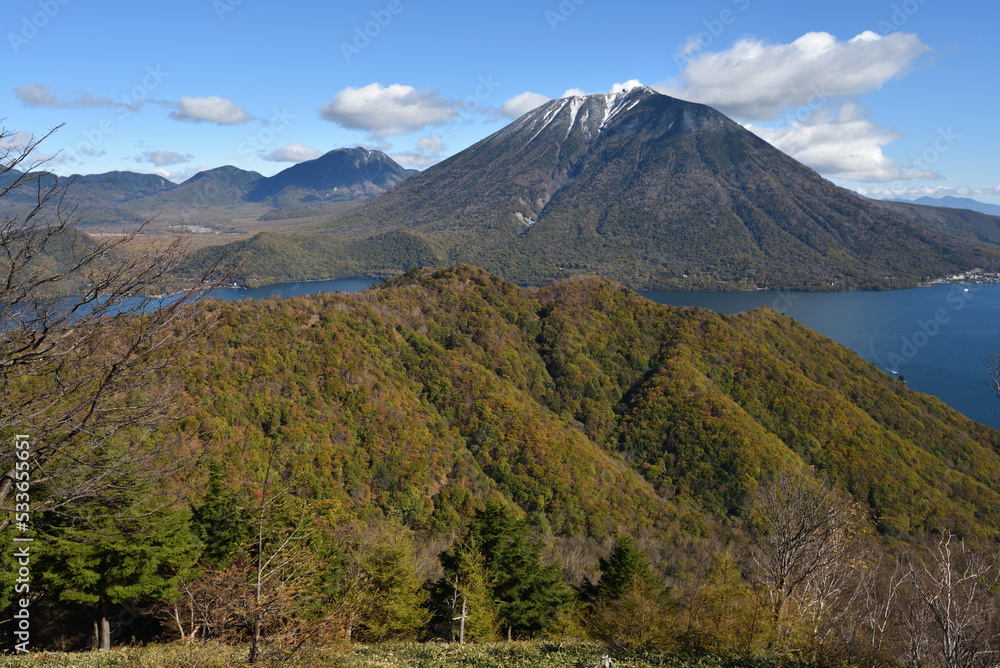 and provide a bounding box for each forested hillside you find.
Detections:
[179,265,1000,540]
